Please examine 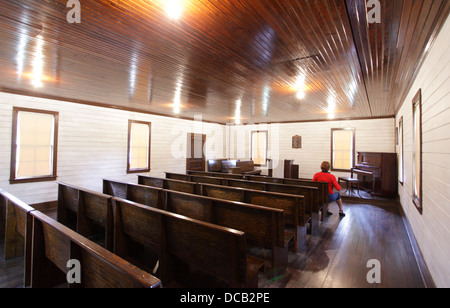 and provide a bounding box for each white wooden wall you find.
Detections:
[227,118,395,180]
[0,92,225,204]
[395,15,450,288]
